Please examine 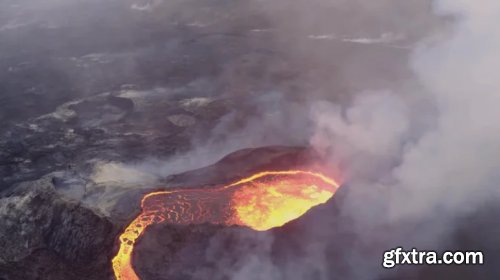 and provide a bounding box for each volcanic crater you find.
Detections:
[107,146,340,280]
